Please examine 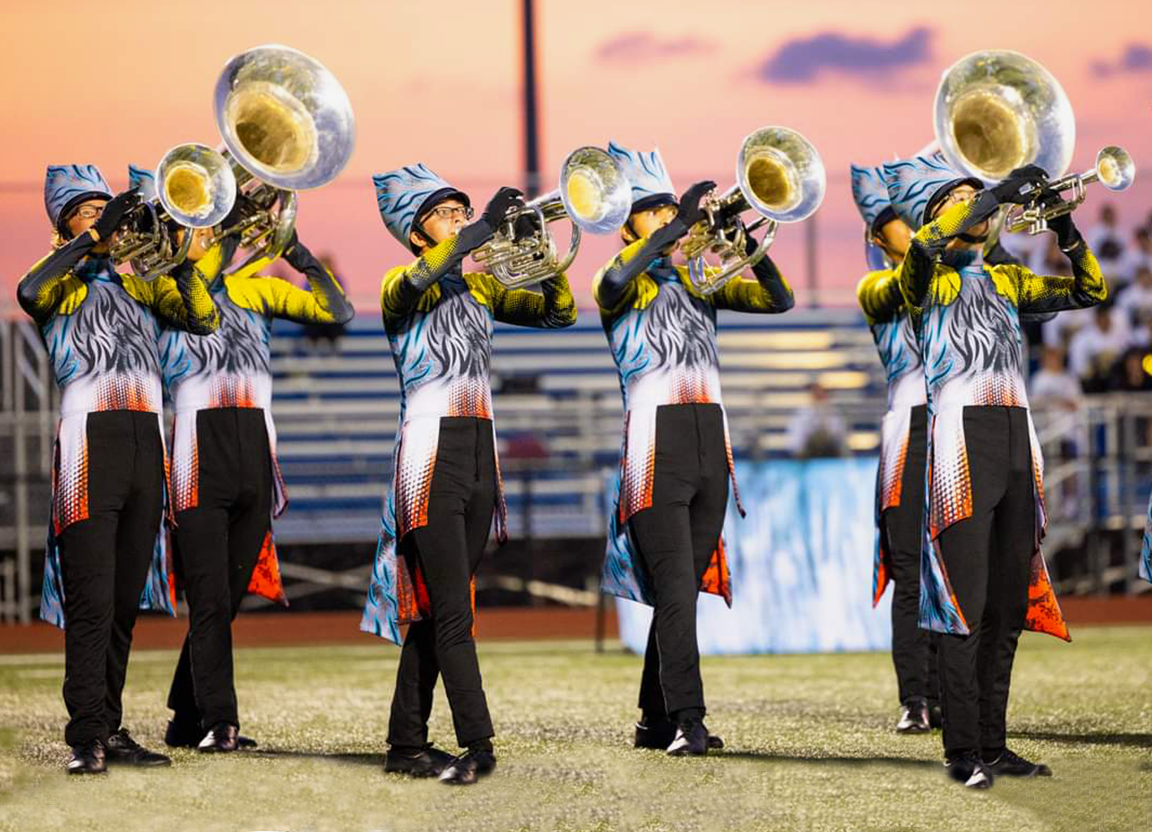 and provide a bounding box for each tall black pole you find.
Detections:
[521,0,541,198]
